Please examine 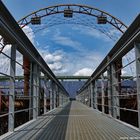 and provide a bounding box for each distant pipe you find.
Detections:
[23,57,30,96]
